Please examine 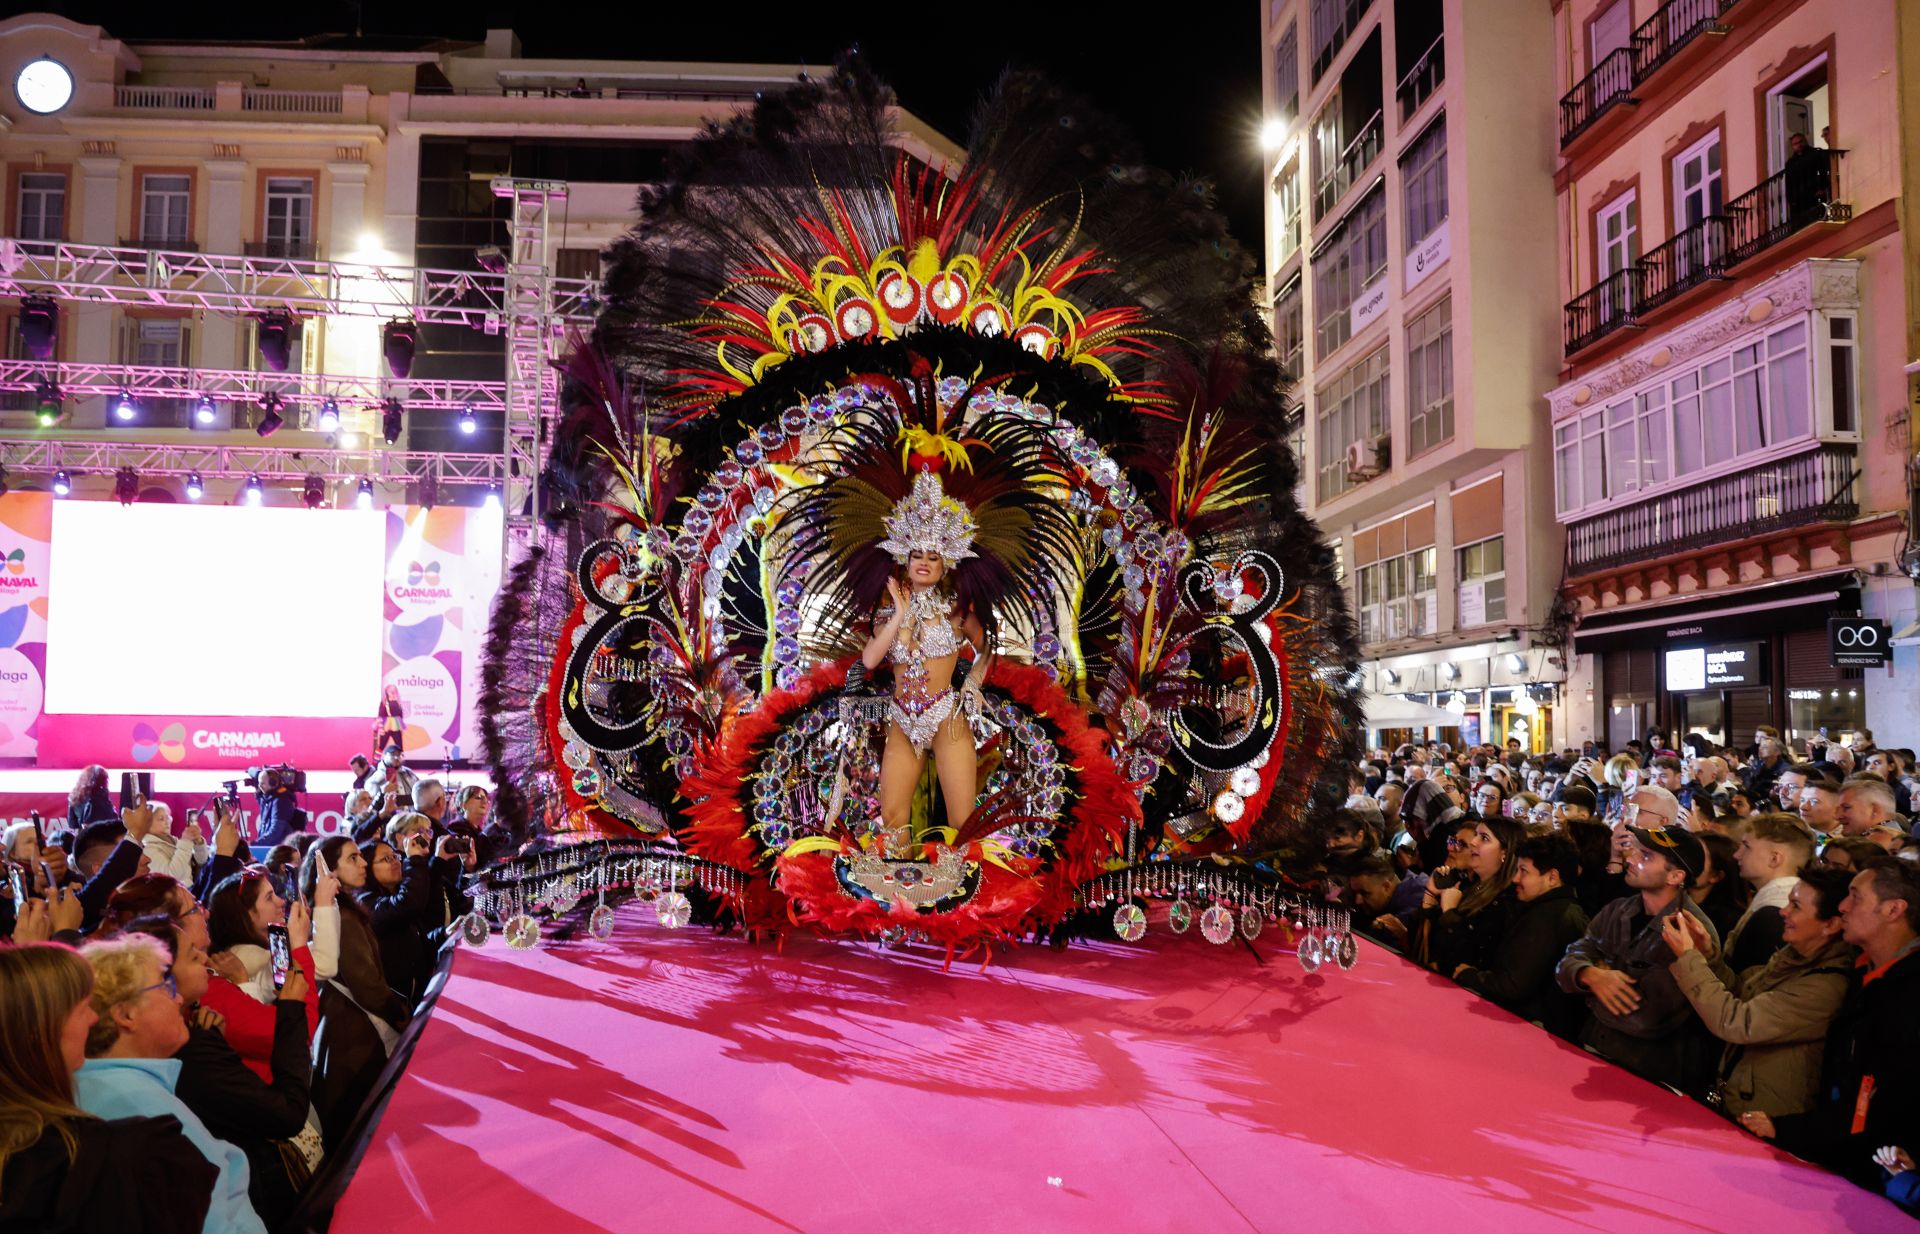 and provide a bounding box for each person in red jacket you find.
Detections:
[200,868,327,1082]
